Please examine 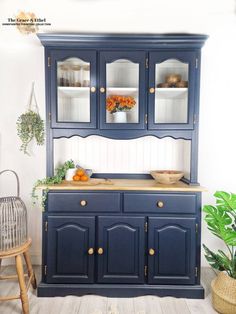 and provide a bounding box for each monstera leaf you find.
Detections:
[203,204,236,246]
[203,244,236,277]
[203,191,236,279]
[203,245,230,272]
[214,191,236,213]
